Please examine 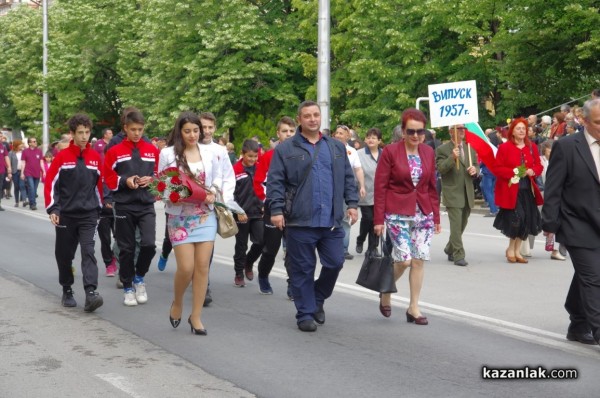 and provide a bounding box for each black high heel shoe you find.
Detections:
[406,310,428,325]
[169,302,181,328]
[188,317,207,336]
